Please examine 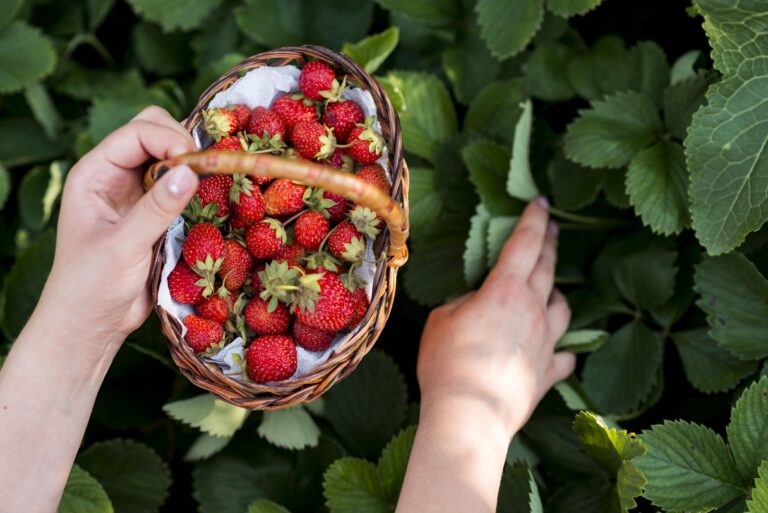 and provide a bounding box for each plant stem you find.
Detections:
[548,207,634,228]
